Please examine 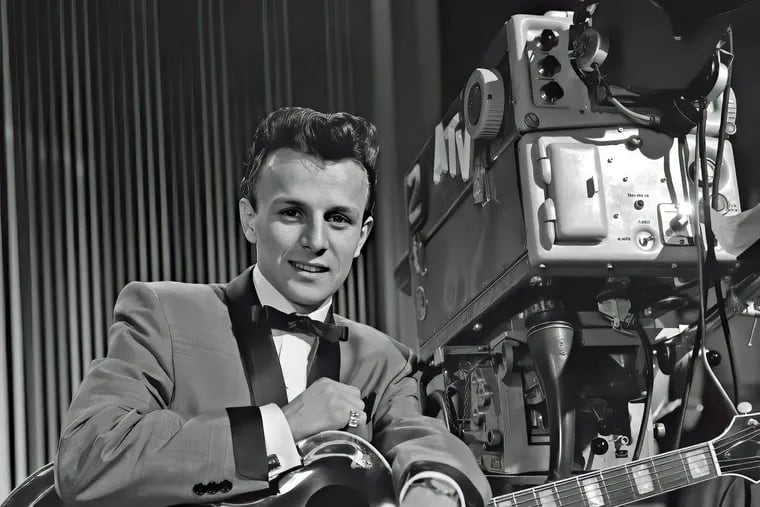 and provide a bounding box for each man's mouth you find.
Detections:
[289,261,329,274]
